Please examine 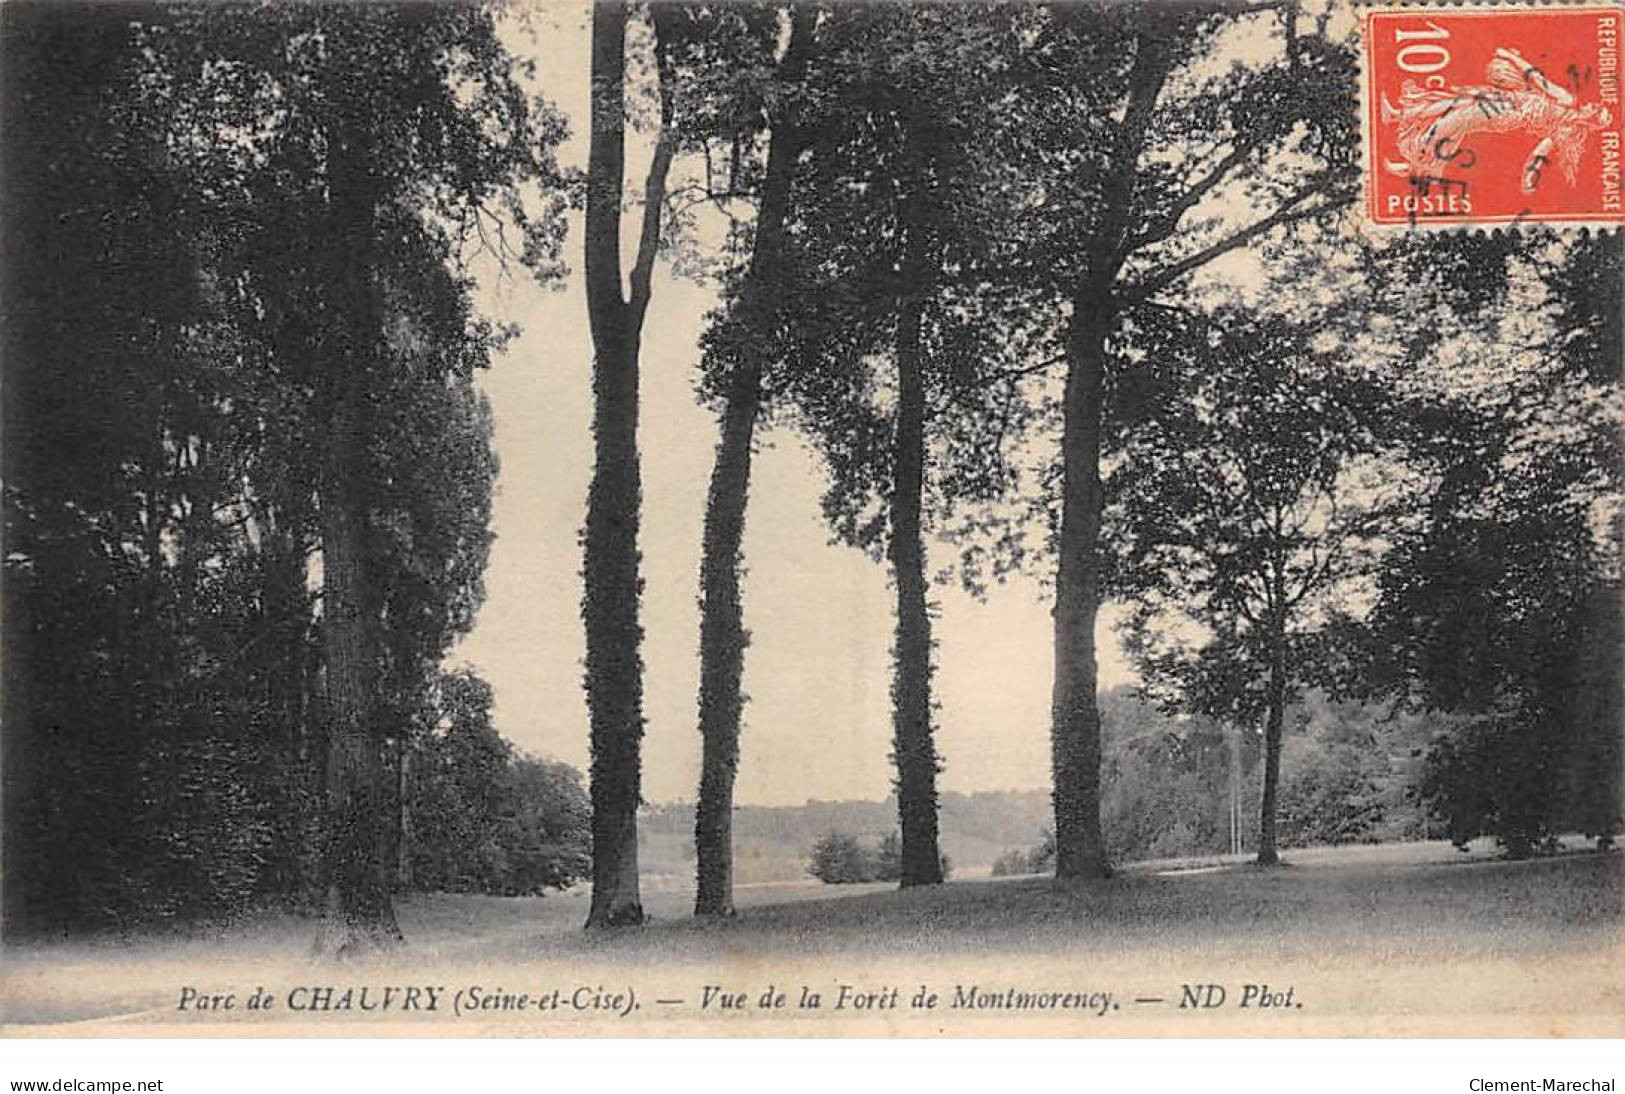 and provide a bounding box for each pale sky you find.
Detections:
[453,3,1135,807]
